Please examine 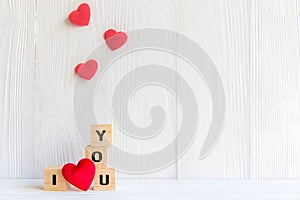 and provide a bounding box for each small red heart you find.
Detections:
[75,60,98,80]
[69,3,90,26]
[104,29,127,51]
[62,158,96,191]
